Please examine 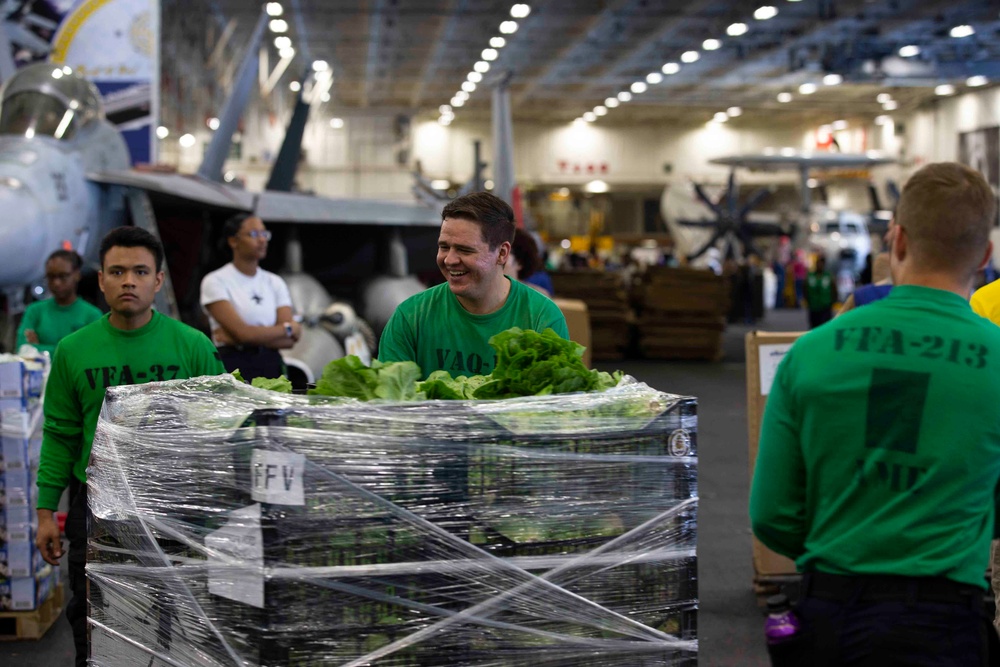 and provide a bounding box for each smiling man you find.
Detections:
[34,226,224,667]
[378,191,567,378]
